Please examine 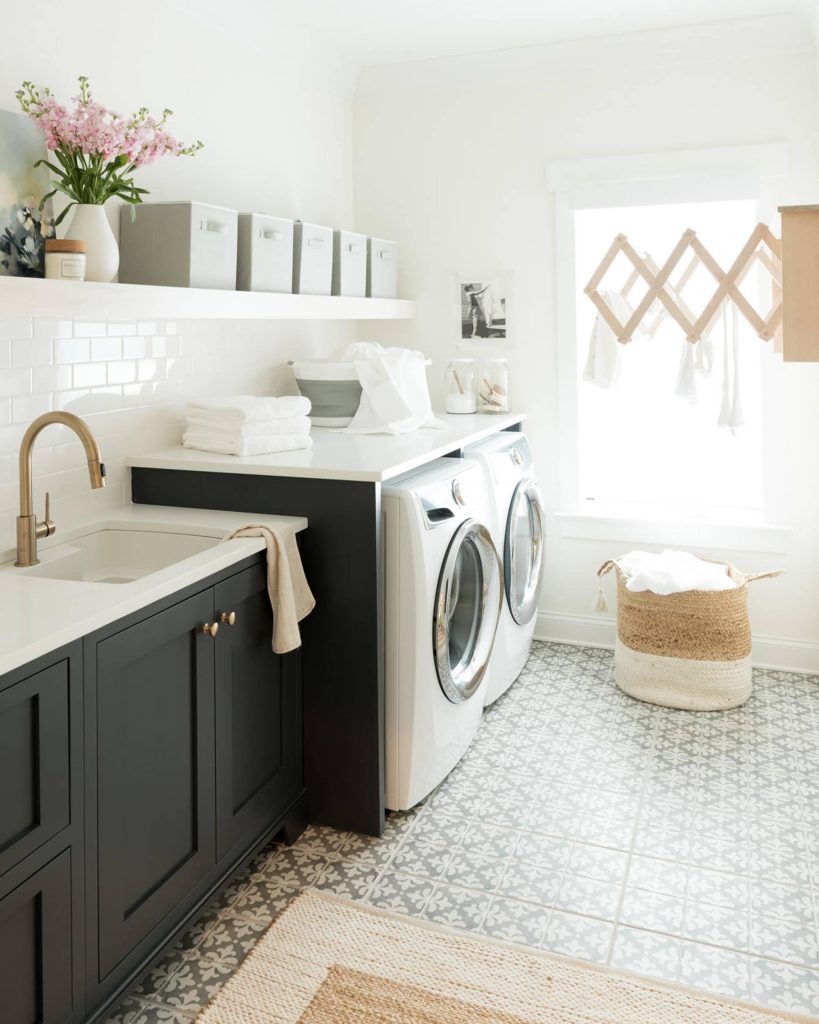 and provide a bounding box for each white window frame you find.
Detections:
[547,143,792,554]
